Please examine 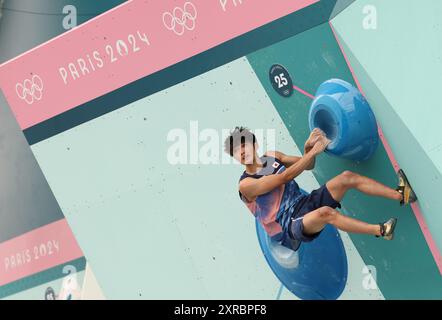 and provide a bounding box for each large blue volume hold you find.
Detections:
[256,221,348,300]
[308,79,379,161]
[256,191,348,300]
